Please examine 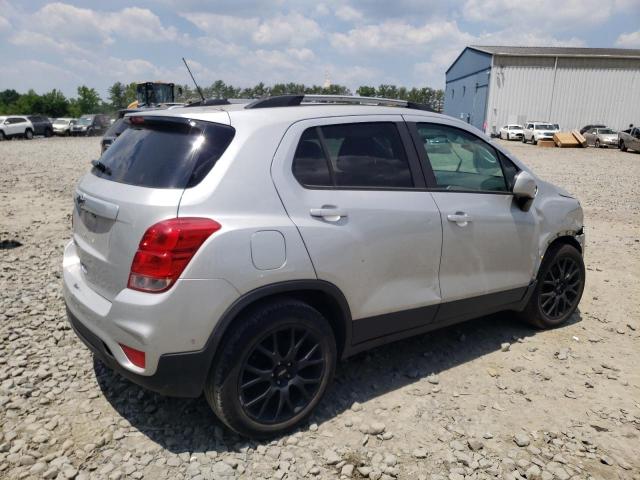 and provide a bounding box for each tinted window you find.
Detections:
[321,123,413,188]
[292,128,331,187]
[417,123,508,192]
[104,118,128,138]
[93,117,235,189]
[292,123,414,189]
